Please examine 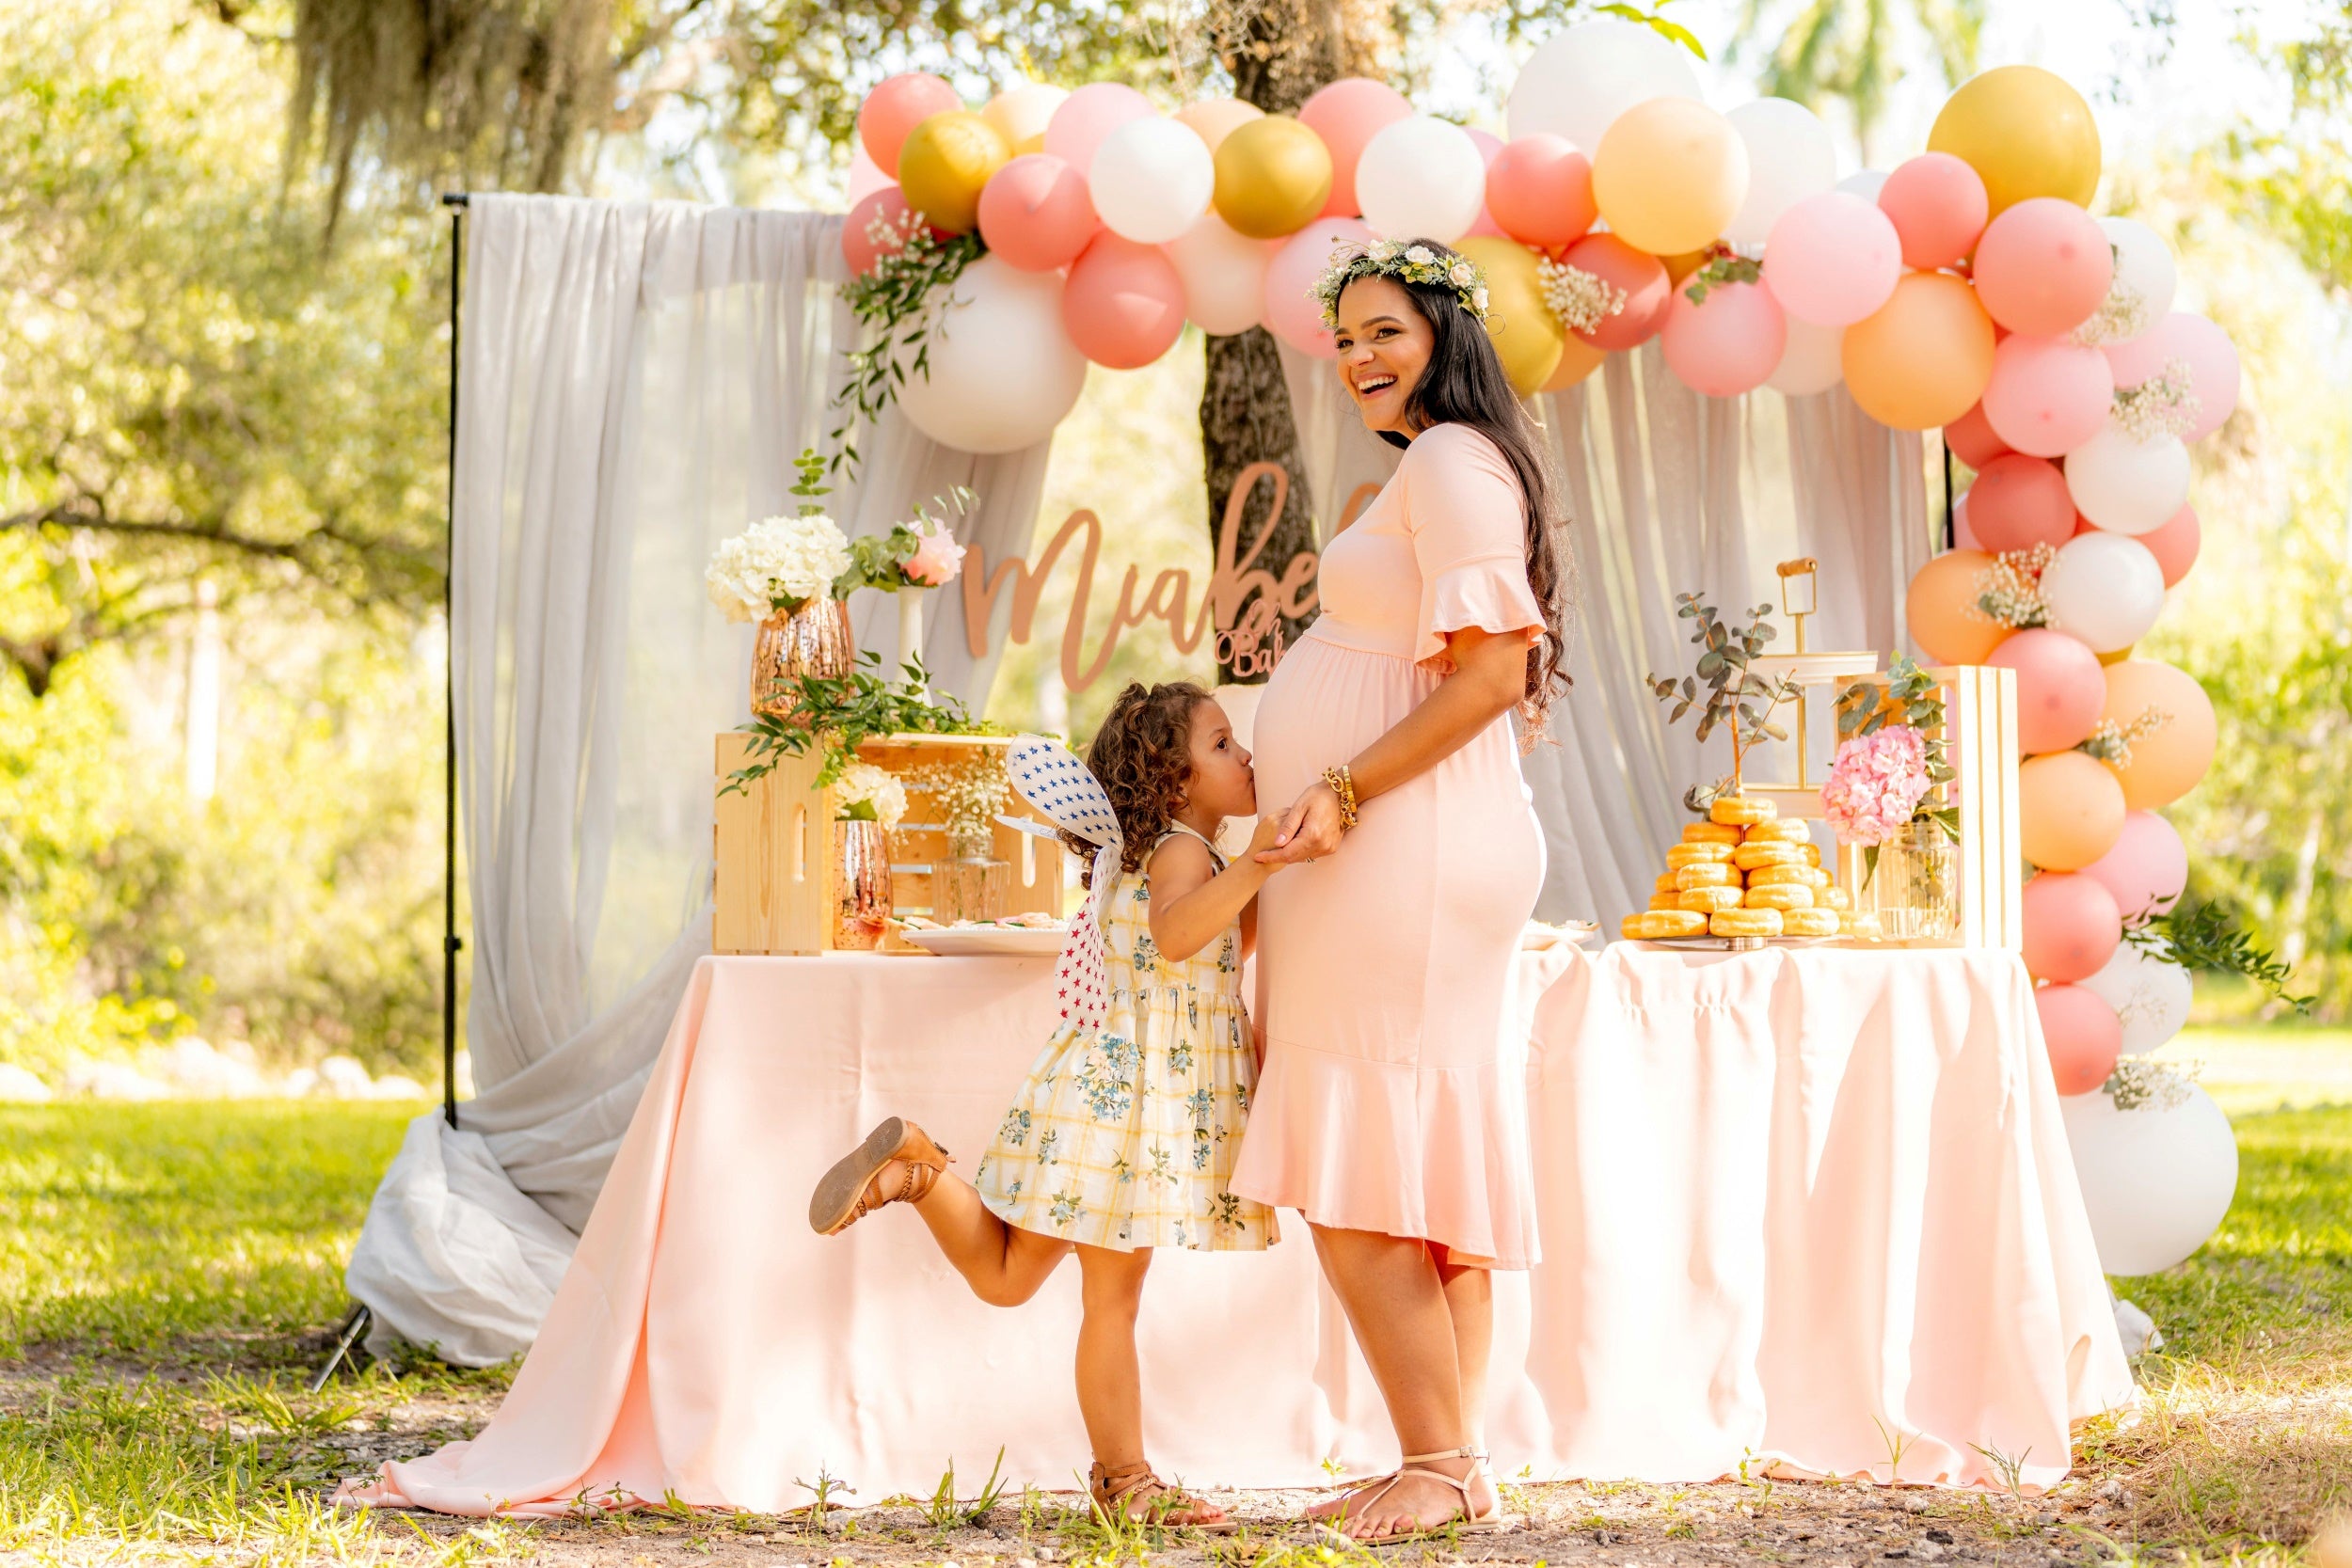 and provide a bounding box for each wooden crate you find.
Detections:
[713,732,1066,956]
